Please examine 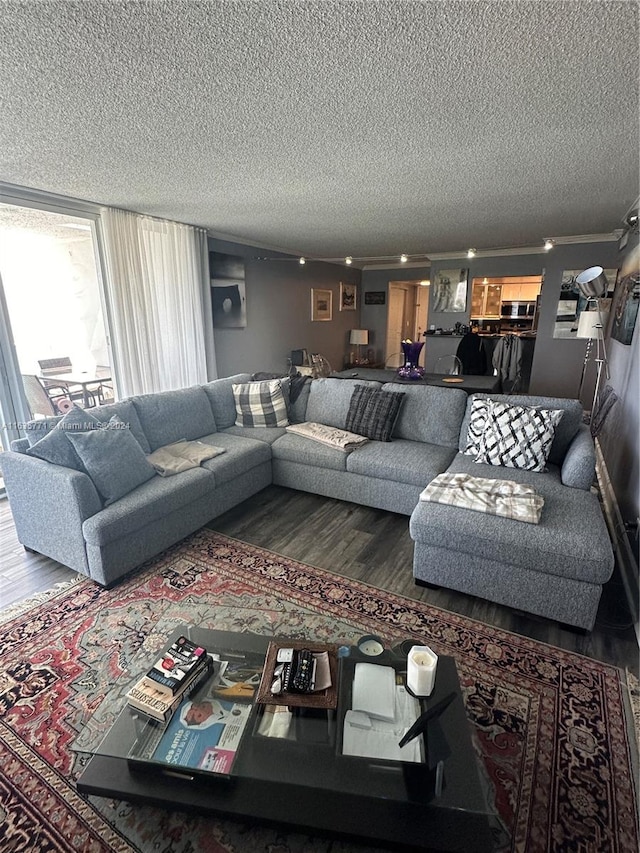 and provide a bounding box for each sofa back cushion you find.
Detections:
[305,378,383,429]
[202,373,252,429]
[132,386,216,451]
[382,382,468,448]
[458,393,583,465]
